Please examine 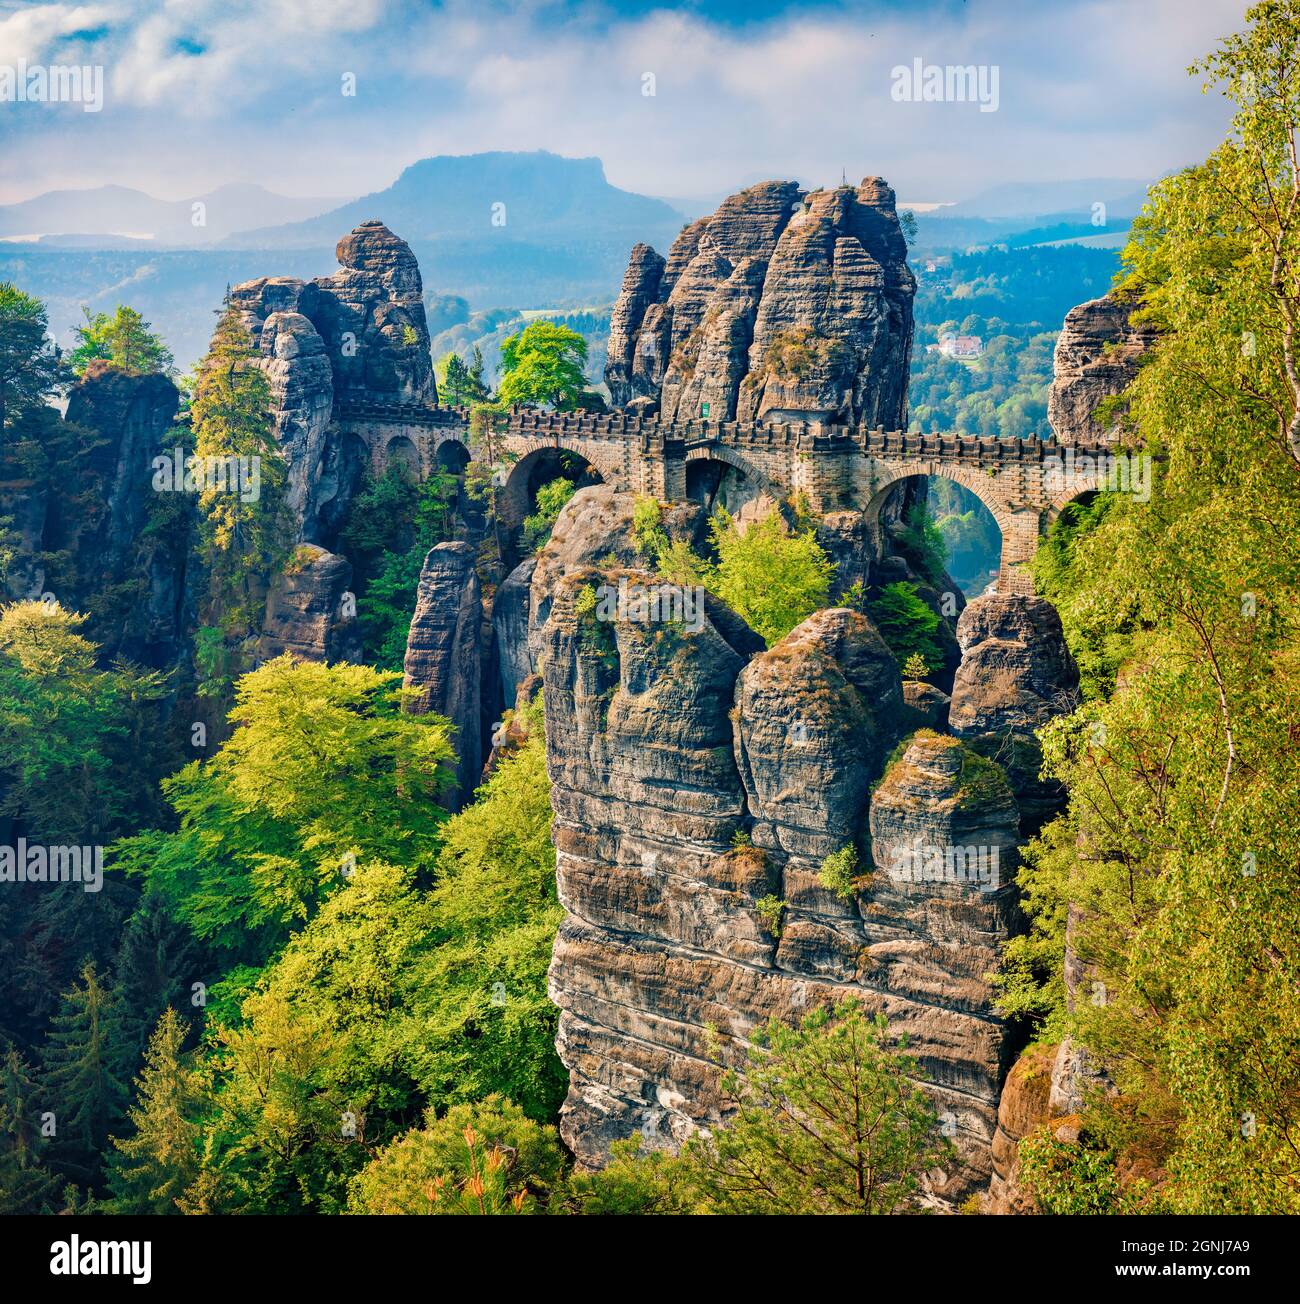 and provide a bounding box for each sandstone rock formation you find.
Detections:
[1048,293,1158,445]
[986,1043,1061,1214]
[228,220,436,543]
[257,545,361,666]
[55,366,192,666]
[402,541,482,810]
[902,680,951,732]
[606,179,915,427]
[949,594,1079,737]
[492,556,536,711]
[540,491,1026,1202]
[524,485,708,669]
[947,593,1080,830]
